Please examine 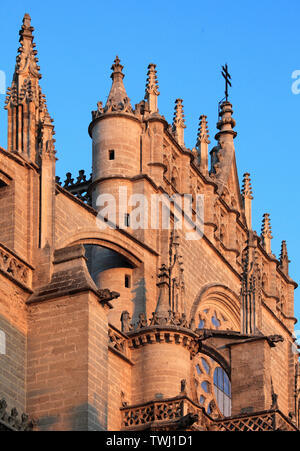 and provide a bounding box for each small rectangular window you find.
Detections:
[124,213,130,227]
[109,150,115,160]
[125,275,131,289]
